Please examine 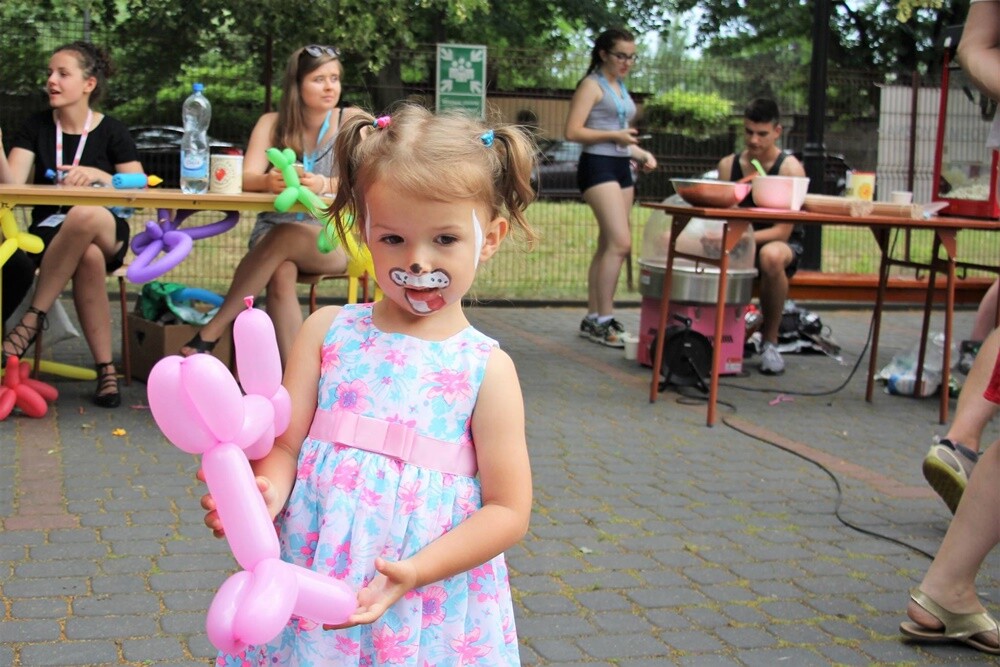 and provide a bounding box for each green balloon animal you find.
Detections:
[265,147,379,302]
